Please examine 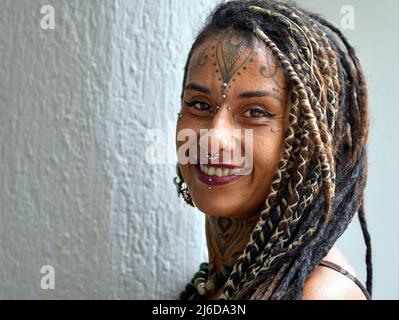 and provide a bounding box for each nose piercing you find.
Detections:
[207,152,220,161]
